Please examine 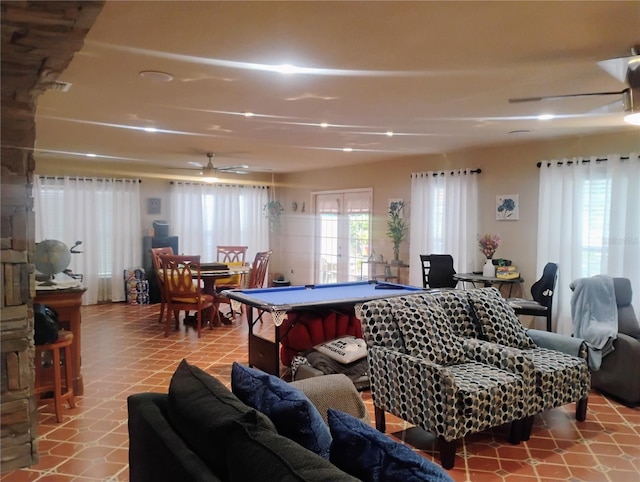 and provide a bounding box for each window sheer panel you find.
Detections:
[409,170,478,287]
[34,177,141,304]
[170,183,269,264]
[537,154,639,334]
